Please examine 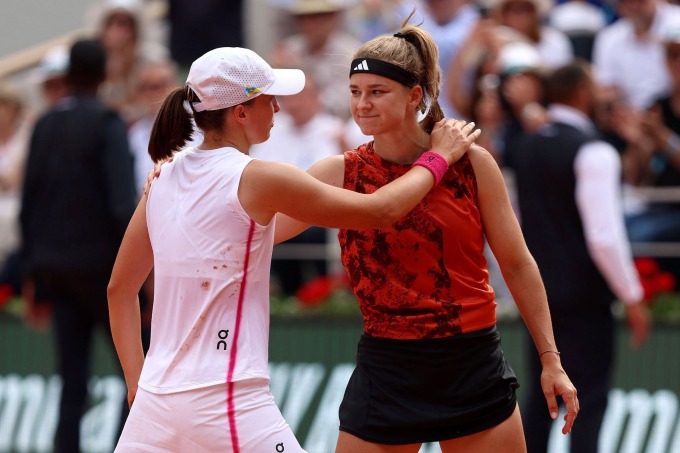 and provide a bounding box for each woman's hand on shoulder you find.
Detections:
[143,156,174,196]
[430,119,481,165]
